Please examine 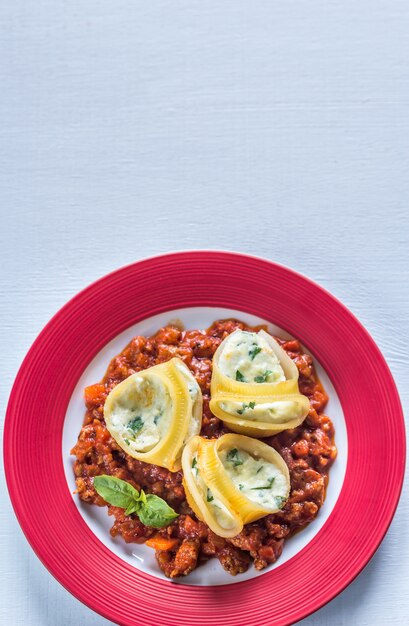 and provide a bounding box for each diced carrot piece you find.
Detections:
[145,536,179,551]
[84,384,106,407]
[183,515,199,534]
